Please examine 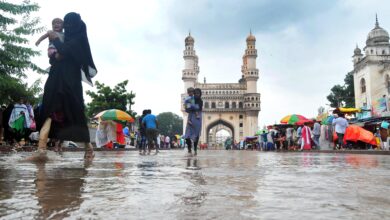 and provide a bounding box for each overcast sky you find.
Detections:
[27,0,390,127]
